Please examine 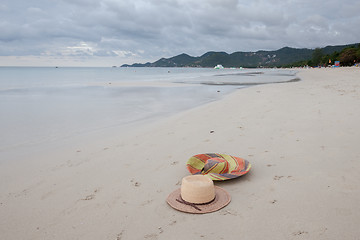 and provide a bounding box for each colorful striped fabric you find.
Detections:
[186,153,251,181]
